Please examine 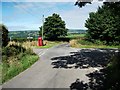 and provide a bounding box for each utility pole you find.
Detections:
[42,15,44,41]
